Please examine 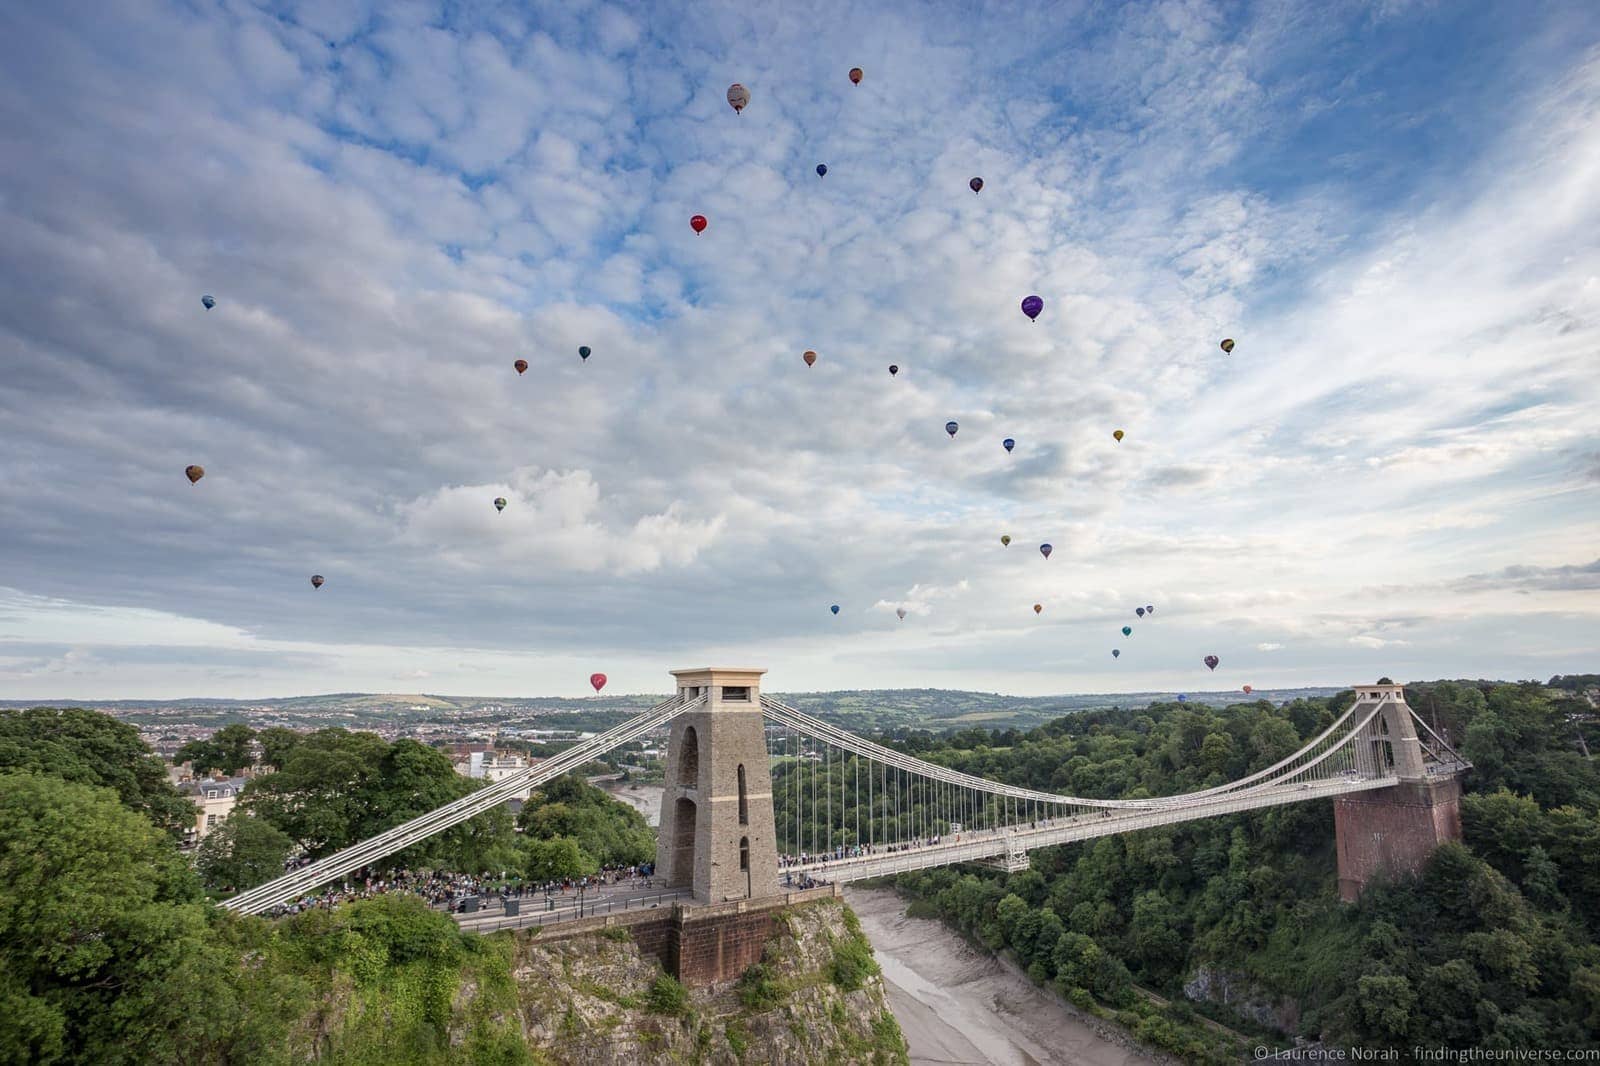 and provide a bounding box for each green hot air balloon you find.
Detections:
[1122,625,1132,636]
